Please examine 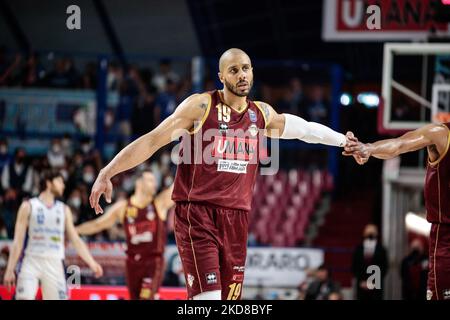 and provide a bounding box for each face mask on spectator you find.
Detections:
[62,138,72,149]
[81,143,91,154]
[51,144,62,154]
[83,172,95,184]
[69,197,81,208]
